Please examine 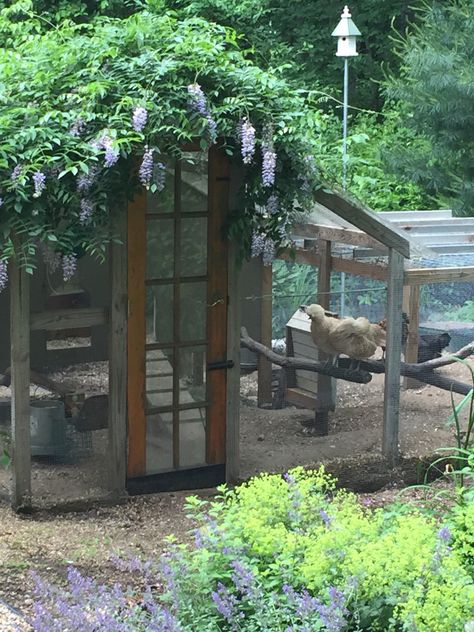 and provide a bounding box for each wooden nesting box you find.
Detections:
[285,309,336,411]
